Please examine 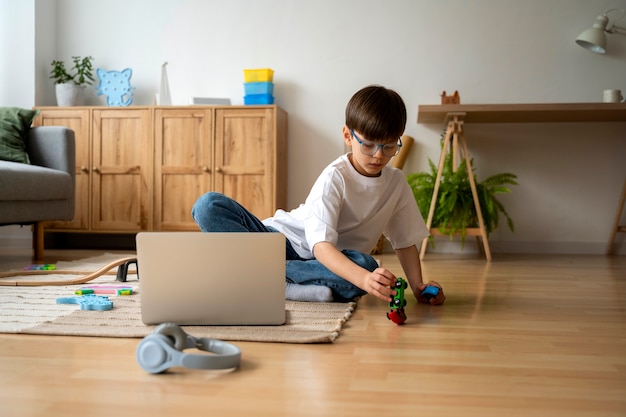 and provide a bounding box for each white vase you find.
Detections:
[55,83,85,106]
